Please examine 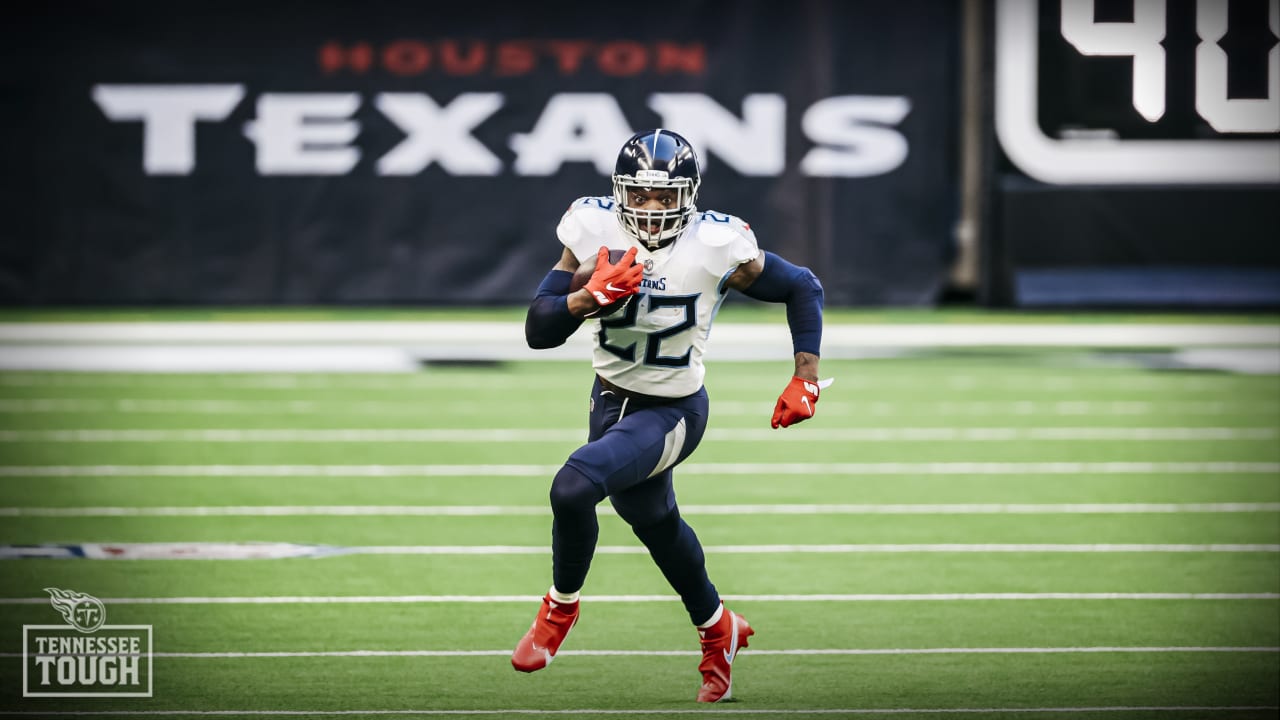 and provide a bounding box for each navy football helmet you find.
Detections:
[612,129,701,249]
